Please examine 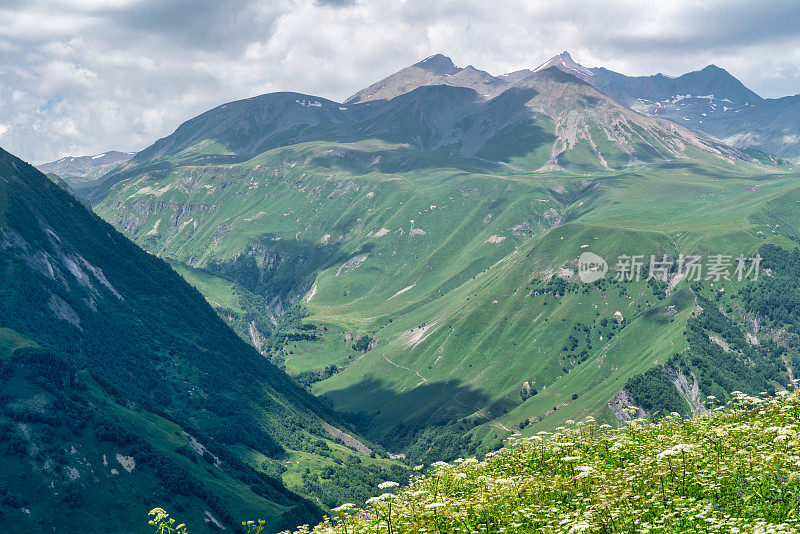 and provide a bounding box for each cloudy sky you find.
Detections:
[1,0,799,163]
